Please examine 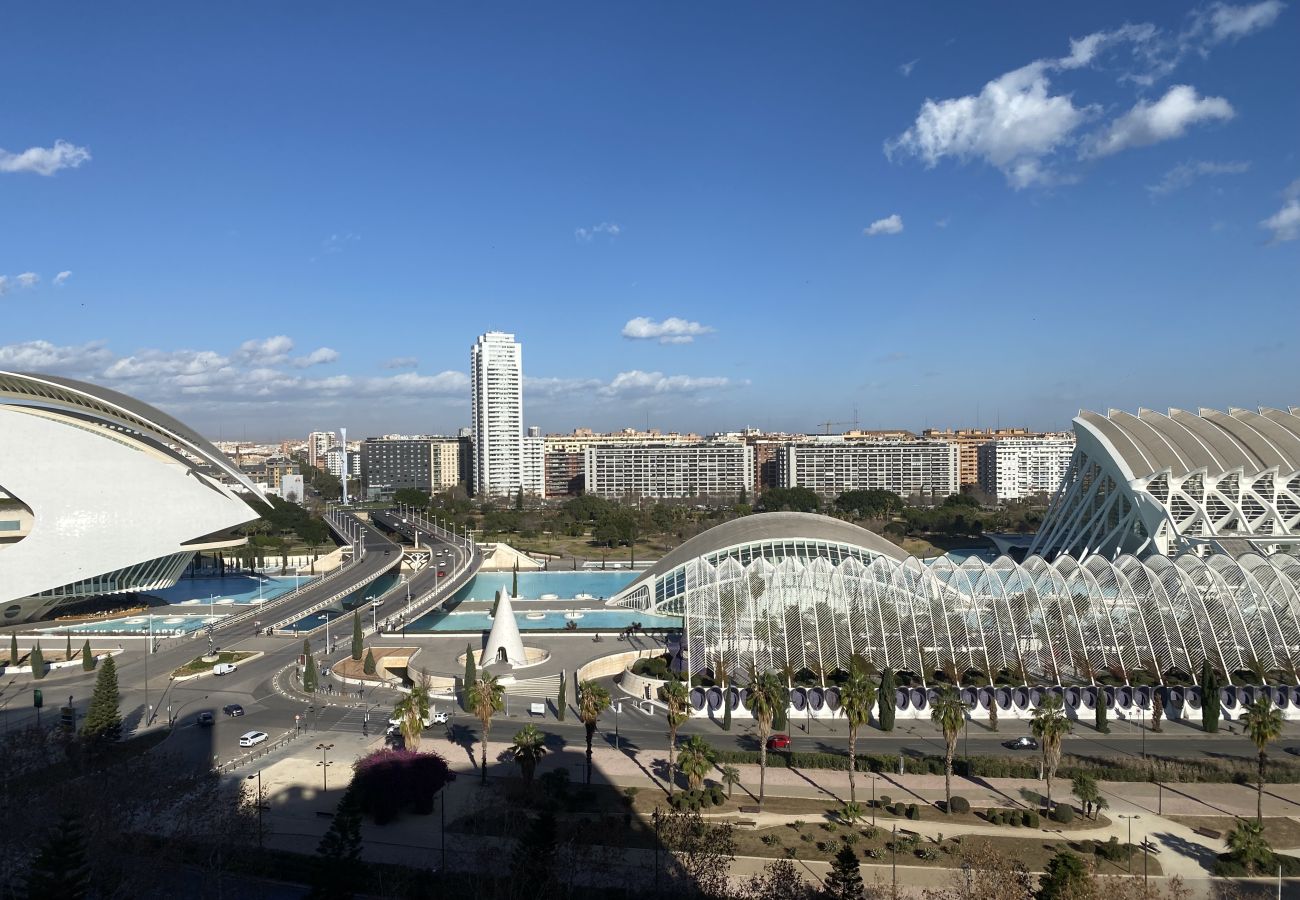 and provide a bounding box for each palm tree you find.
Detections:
[930,686,968,813]
[837,669,876,803]
[510,723,548,786]
[393,671,432,751]
[1241,696,1284,822]
[720,765,741,799]
[677,735,716,791]
[1029,693,1072,813]
[661,680,690,796]
[1227,818,1272,875]
[577,680,611,785]
[745,669,785,807]
[468,674,505,784]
